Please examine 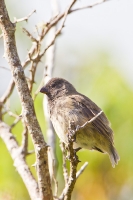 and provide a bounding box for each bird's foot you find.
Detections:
[74,147,82,153]
[74,149,81,162]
